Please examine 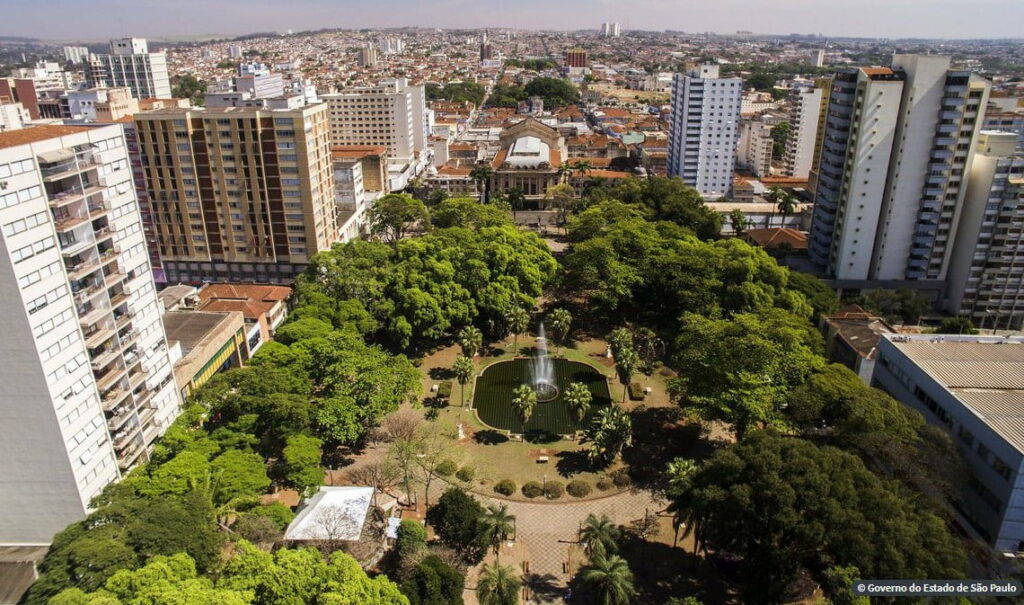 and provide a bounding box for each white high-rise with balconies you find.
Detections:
[86,38,171,100]
[322,78,430,164]
[0,123,180,545]
[667,64,742,199]
[783,84,827,179]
